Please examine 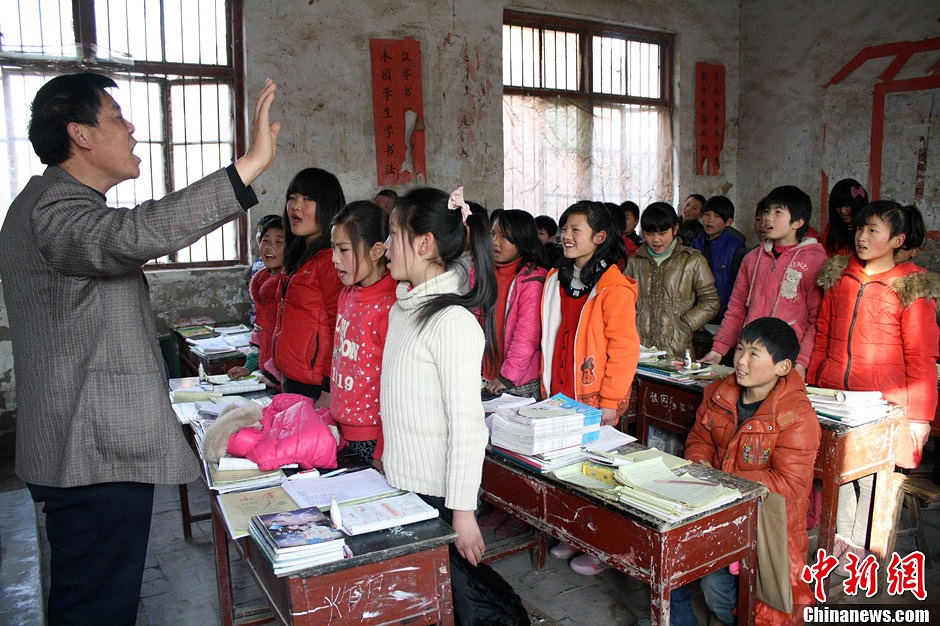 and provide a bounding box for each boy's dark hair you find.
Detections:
[640,202,679,233]
[687,193,706,205]
[739,317,799,365]
[375,188,398,201]
[620,201,640,223]
[763,185,812,239]
[256,213,281,230]
[29,72,118,165]
[900,204,925,251]
[825,178,868,253]
[605,201,626,234]
[492,209,549,270]
[259,215,284,240]
[703,196,735,222]
[854,200,906,240]
[282,168,346,274]
[534,215,558,237]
